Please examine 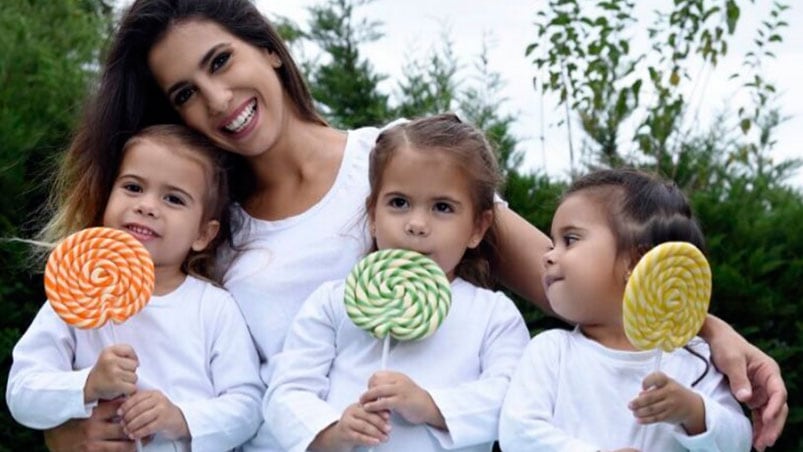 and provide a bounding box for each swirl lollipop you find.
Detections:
[345,248,451,379]
[45,227,155,329]
[345,249,451,342]
[623,241,711,352]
